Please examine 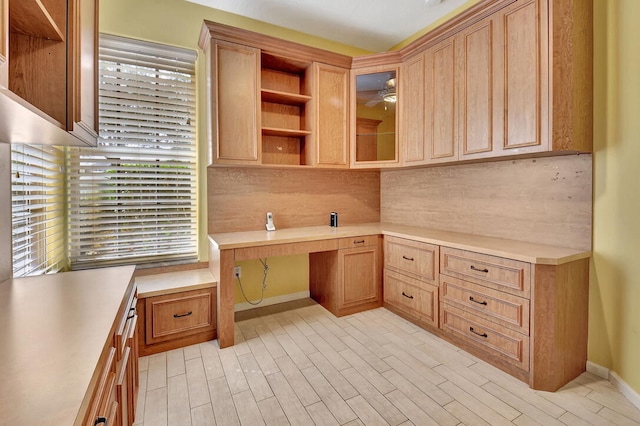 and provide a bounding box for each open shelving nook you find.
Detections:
[260,52,313,166]
[8,0,67,126]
